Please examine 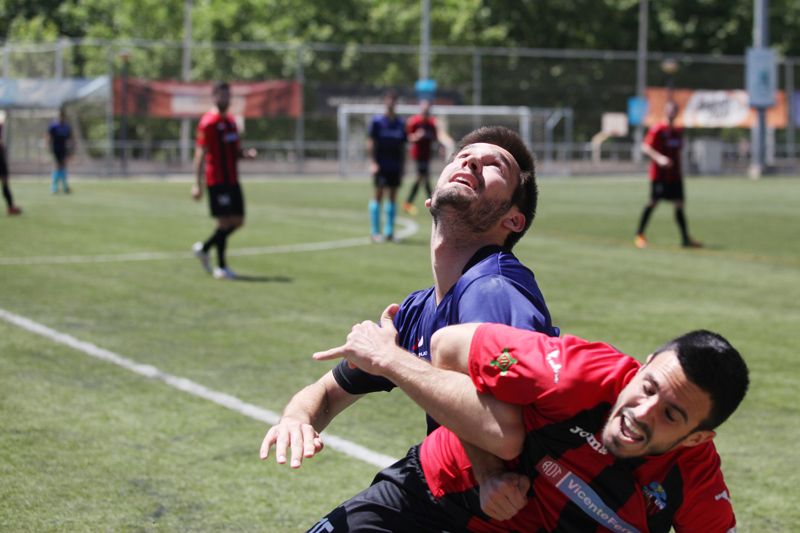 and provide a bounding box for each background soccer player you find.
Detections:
[191,81,256,280]
[48,108,73,194]
[0,116,21,216]
[402,99,438,216]
[636,100,702,249]
[367,89,406,242]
